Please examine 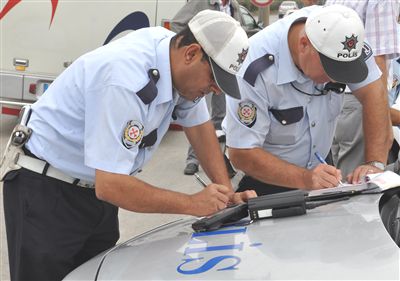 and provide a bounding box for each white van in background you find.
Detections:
[0,0,186,115]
